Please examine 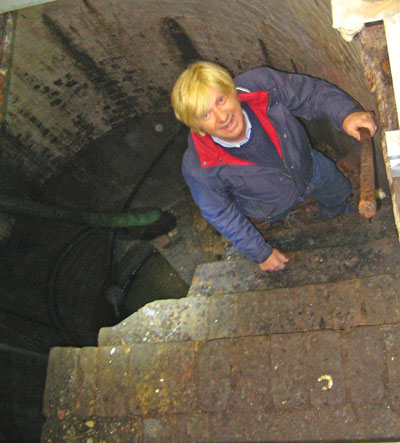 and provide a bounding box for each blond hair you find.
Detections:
[171,61,237,135]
